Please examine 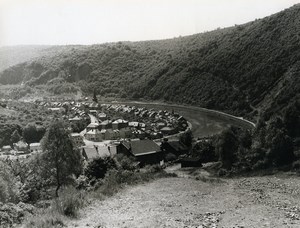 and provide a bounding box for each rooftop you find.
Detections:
[122,139,161,156]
